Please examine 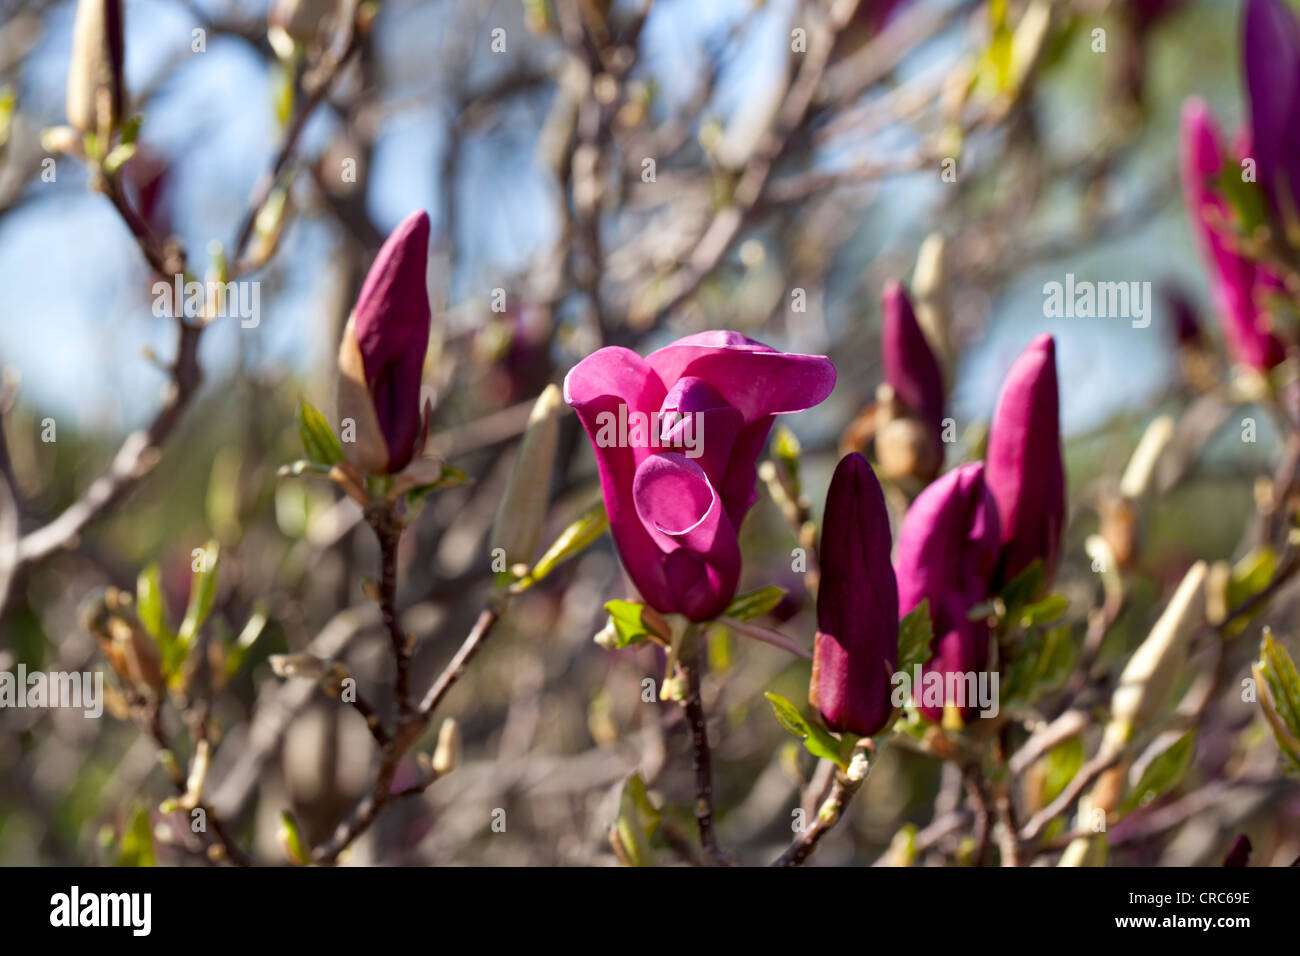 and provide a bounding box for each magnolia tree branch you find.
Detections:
[418,604,503,717]
[631,0,862,329]
[2,6,368,595]
[142,703,251,867]
[230,0,367,272]
[678,649,725,864]
[312,599,507,864]
[13,318,201,570]
[772,754,868,866]
[369,509,413,717]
